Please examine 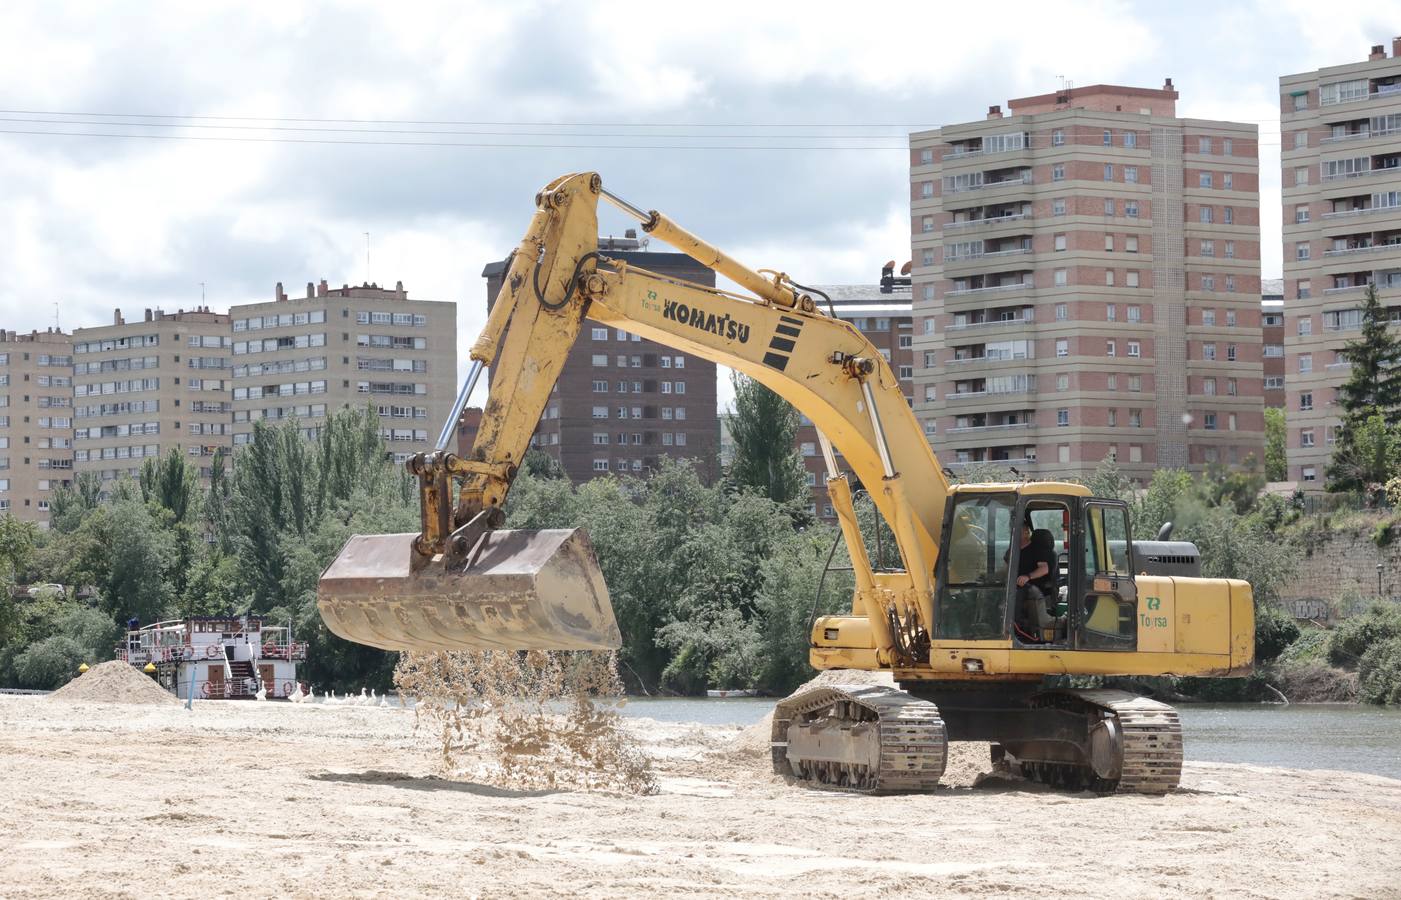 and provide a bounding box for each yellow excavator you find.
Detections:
[319,172,1255,795]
